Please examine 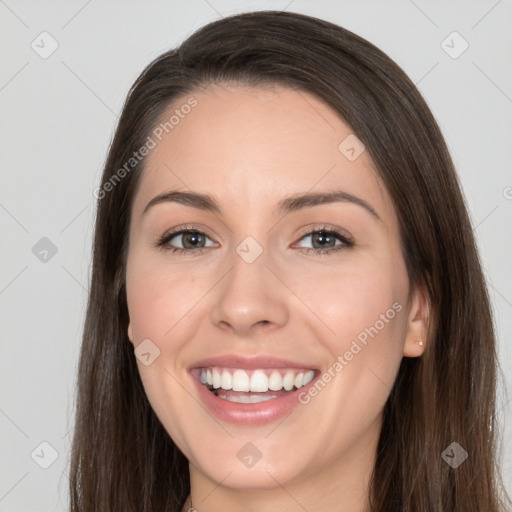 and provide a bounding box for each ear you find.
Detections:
[402,285,429,357]
[127,323,134,345]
